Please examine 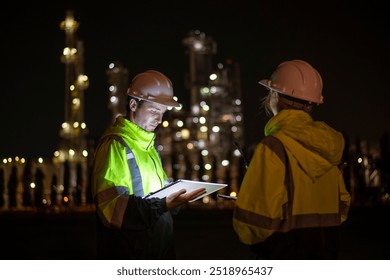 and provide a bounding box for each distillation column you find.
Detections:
[55,10,89,206]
